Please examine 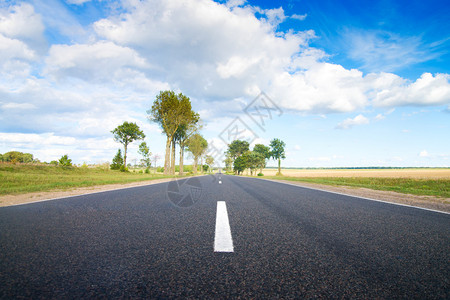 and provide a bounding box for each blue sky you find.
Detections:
[0,0,449,167]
